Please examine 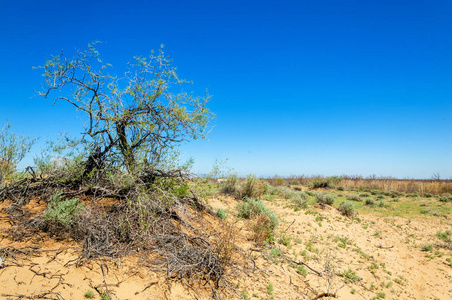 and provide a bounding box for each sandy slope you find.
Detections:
[1,192,451,299]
